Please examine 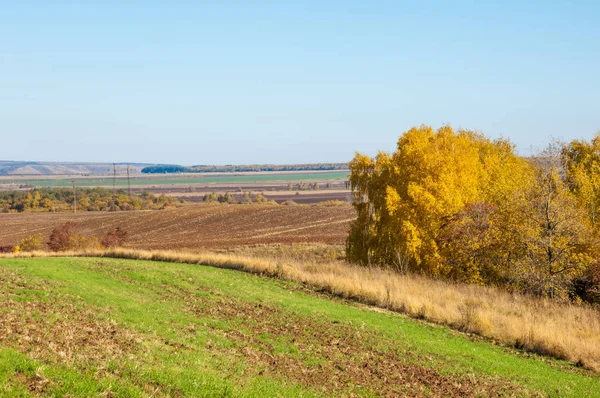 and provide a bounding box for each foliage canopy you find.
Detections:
[347,125,600,301]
